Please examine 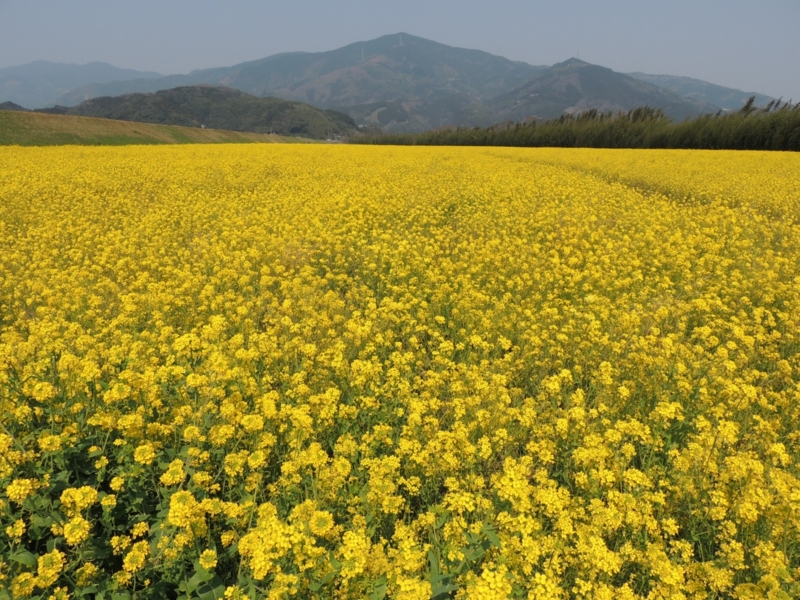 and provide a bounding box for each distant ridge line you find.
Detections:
[2,33,778,131]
